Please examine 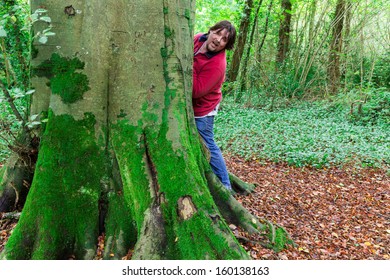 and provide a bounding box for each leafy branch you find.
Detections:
[0,6,54,160]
